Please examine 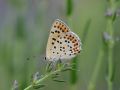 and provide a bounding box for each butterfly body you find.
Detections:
[46,19,81,61]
